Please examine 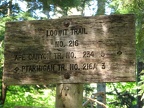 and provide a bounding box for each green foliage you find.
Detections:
[0,0,143,107]
[109,1,144,107]
[24,0,82,17]
[83,84,97,108]
[84,84,95,96]
[138,70,144,101]
[4,85,55,108]
[0,41,4,67]
[109,0,133,14]
[16,12,36,21]
[107,82,137,108]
